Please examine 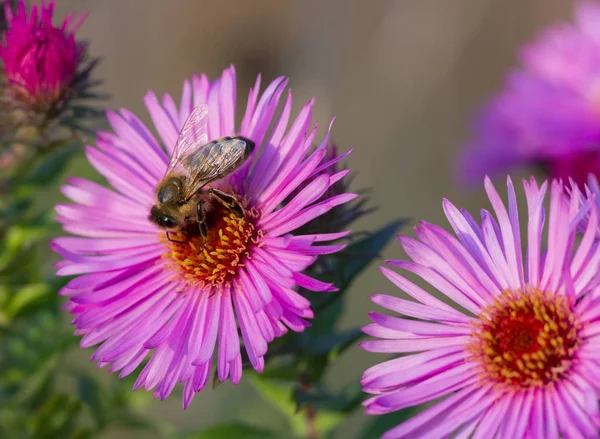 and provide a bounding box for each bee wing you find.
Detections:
[182,137,252,200]
[164,105,209,176]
